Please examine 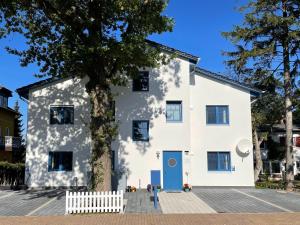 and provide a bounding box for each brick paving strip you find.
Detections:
[158,192,216,214]
[1,213,300,225]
